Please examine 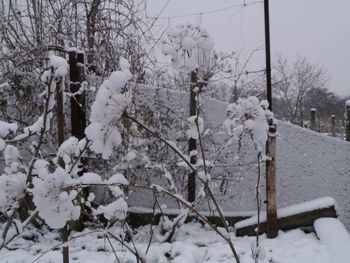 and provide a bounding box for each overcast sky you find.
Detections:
[147,0,350,97]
